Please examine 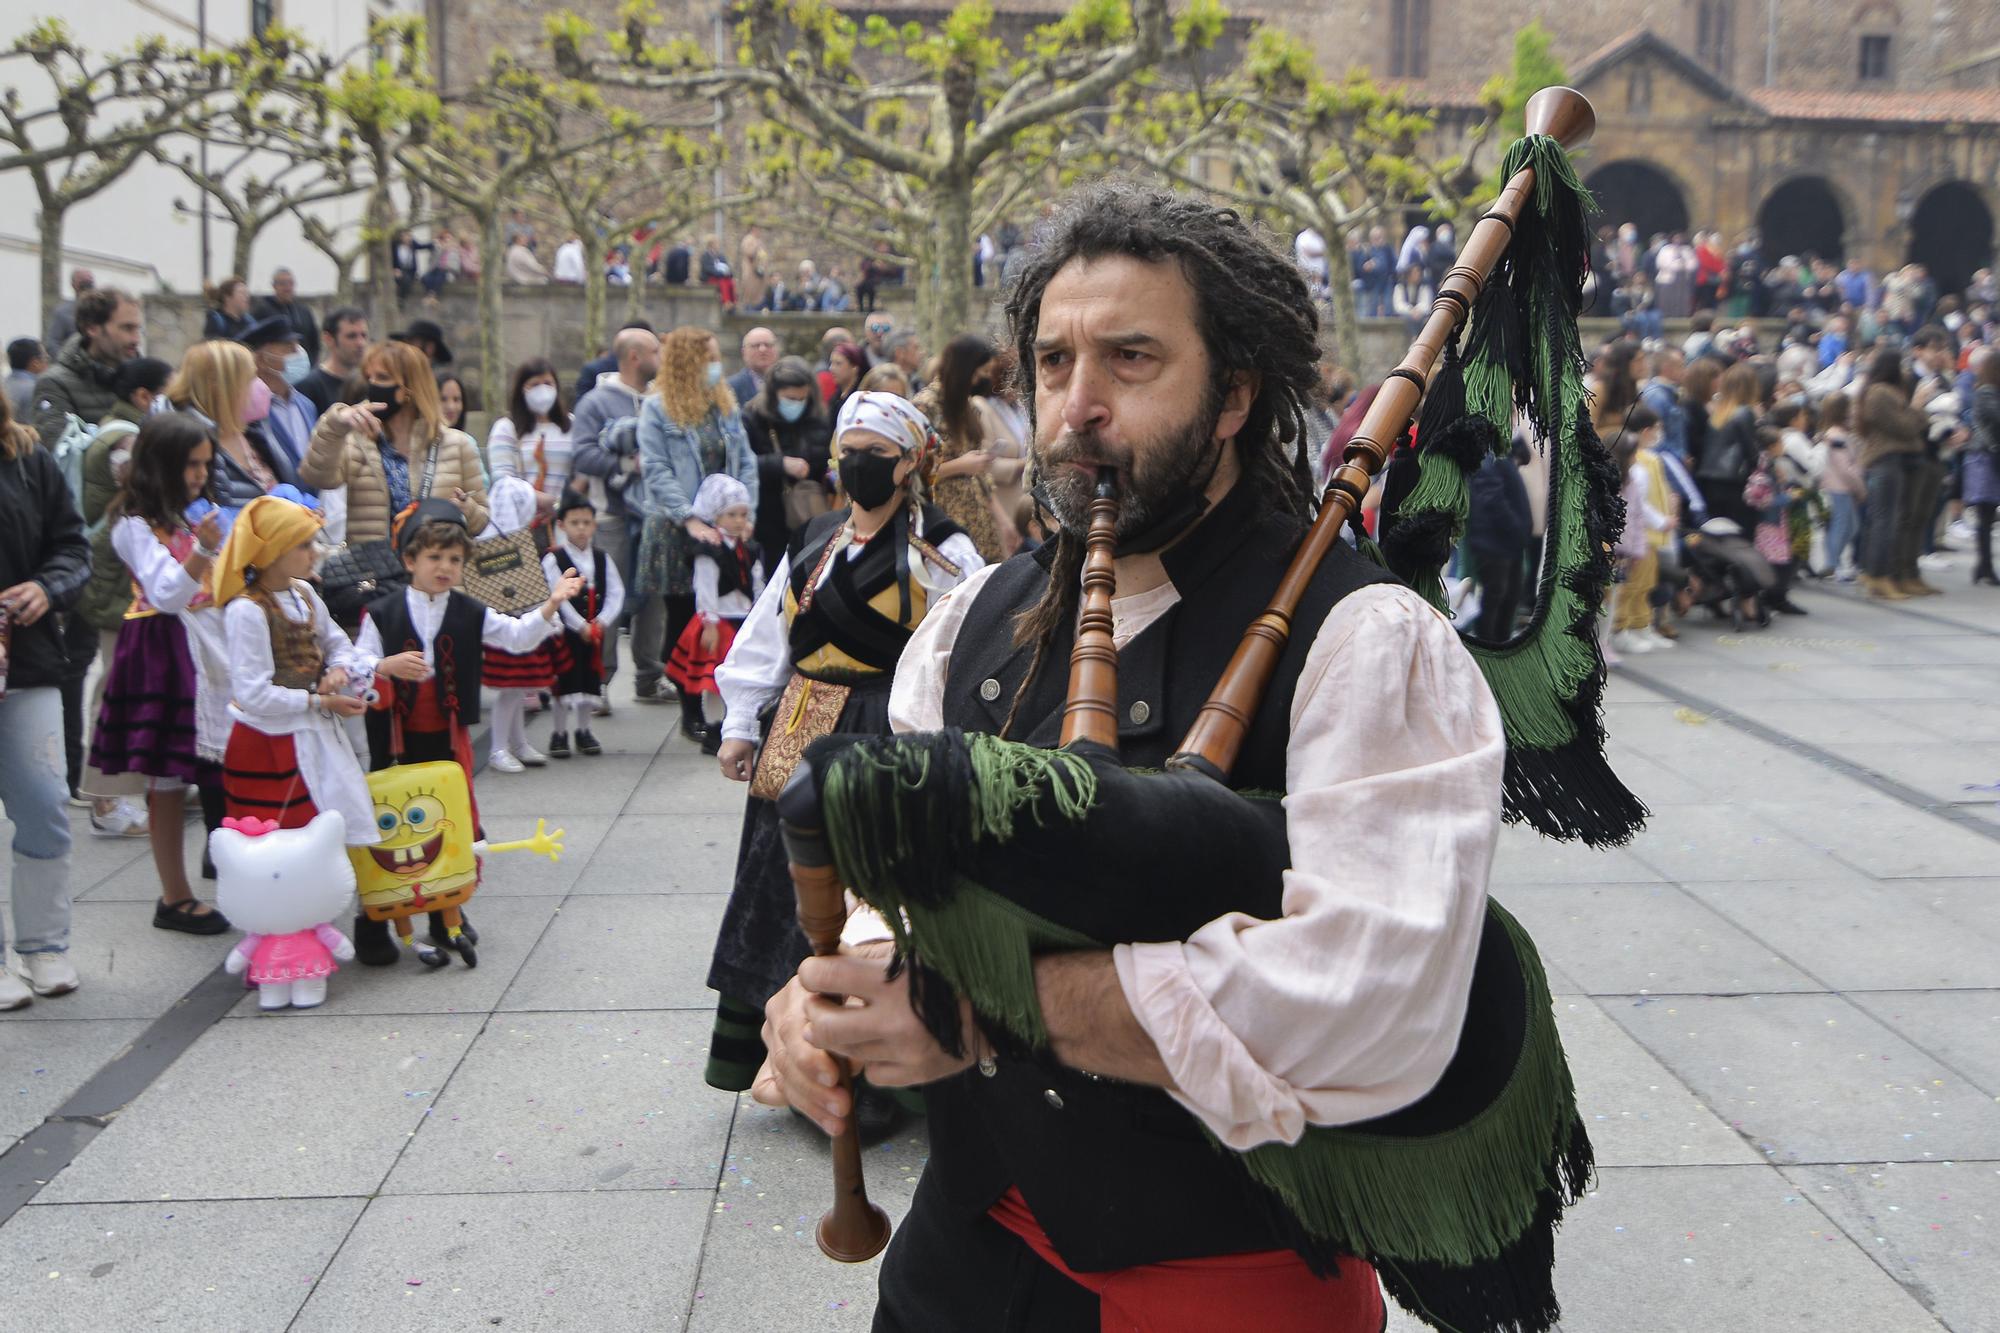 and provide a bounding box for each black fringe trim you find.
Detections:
[1424,414,1502,476]
[1381,509,1457,585]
